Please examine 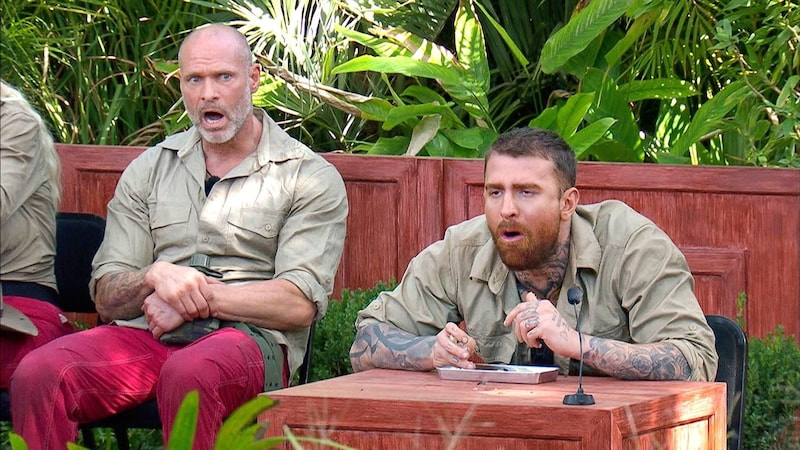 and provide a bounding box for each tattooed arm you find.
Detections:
[94,268,153,322]
[583,337,692,381]
[505,296,692,381]
[349,321,479,372]
[350,321,436,372]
